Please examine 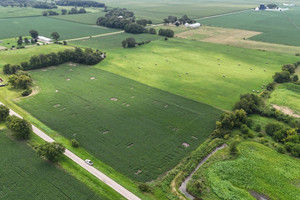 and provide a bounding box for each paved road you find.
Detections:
[0,102,141,200]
